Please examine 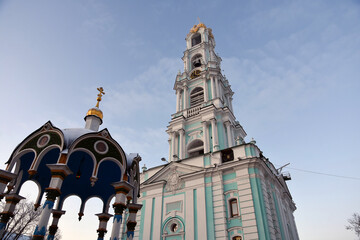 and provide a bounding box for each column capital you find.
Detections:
[127,203,143,213]
[178,128,185,135]
[0,170,17,184]
[224,120,231,127]
[4,193,25,204]
[51,210,66,218]
[47,164,73,179]
[96,212,113,220]
[111,181,134,195]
